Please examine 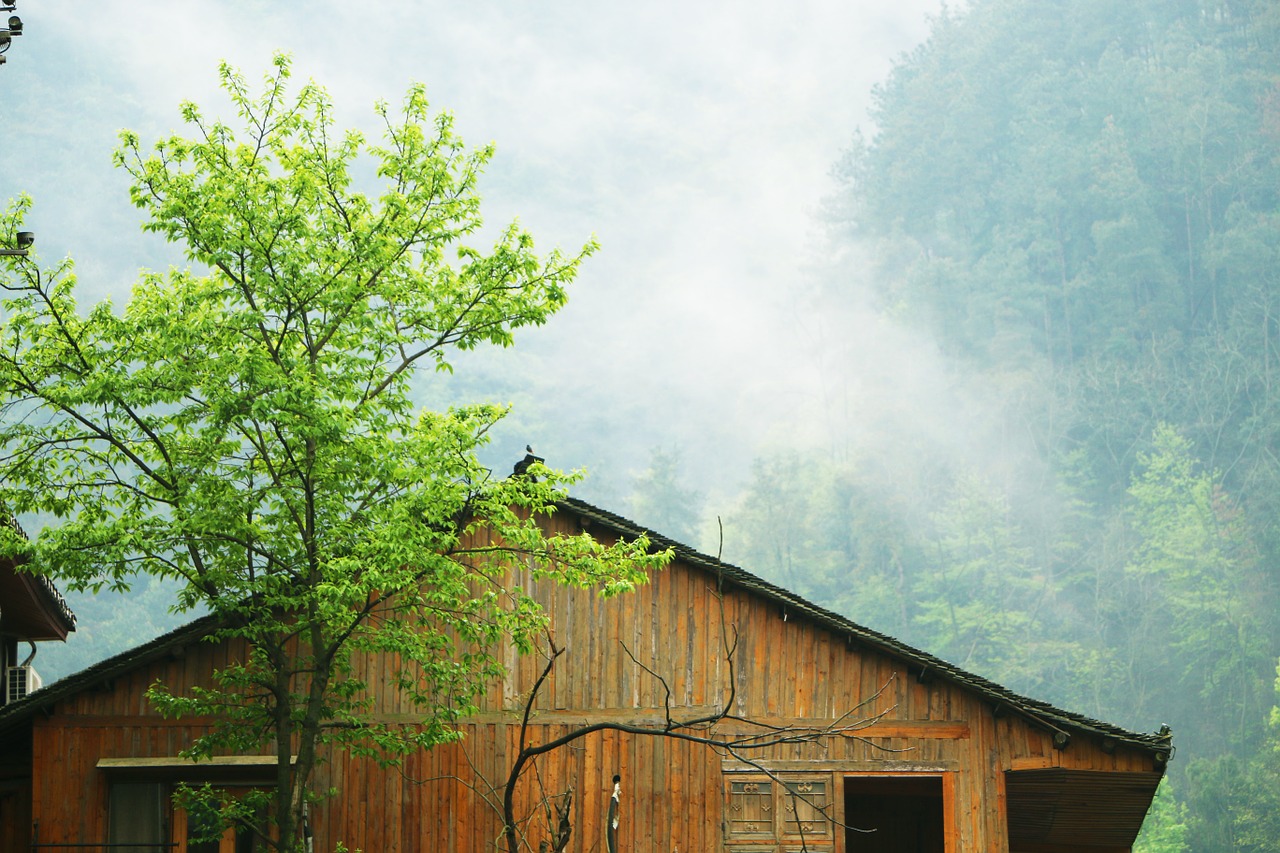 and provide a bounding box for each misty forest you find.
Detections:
[6,1,1280,851]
